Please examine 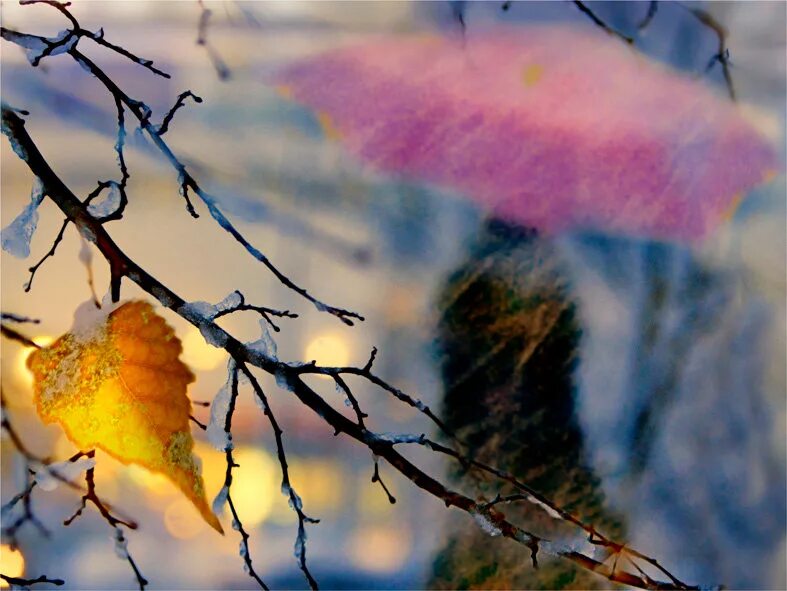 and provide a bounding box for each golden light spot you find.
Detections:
[0,545,25,587]
[288,458,344,514]
[127,465,177,497]
[347,525,410,572]
[358,472,398,519]
[16,336,54,387]
[181,327,226,372]
[193,441,226,498]
[229,447,278,526]
[521,64,544,87]
[164,498,205,540]
[304,334,350,368]
[316,111,342,140]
